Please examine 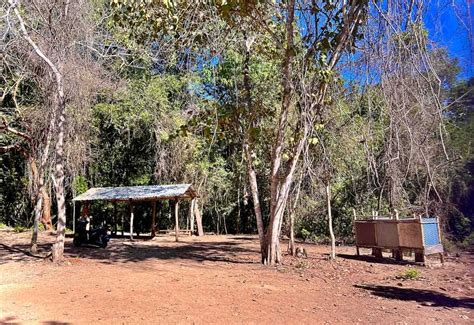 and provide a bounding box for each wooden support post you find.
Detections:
[194,199,204,236]
[190,198,195,234]
[113,202,117,236]
[121,207,125,237]
[436,216,444,264]
[392,249,403,261]
[129,201,134,241]
[356,246,360,256]
[73,201,76,234]
[415,250,425,264]
[151,200,157,238]
[186,202,190,231]
[174,200,180,242]
[372,248,383,258]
